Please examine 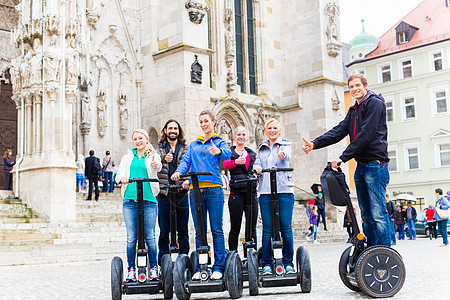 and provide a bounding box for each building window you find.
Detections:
[433,52,443,71]
[398,31,408,44]
[439,143,450,166]
[386,101,394,122]
[435,91,448,114]
[401,59,412,78]
[447,0,450,7]
[406,146,420,170]
[380,64,391,83]
[388,149,398,172]
[235,0,257,95]
[403,97,416,120]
